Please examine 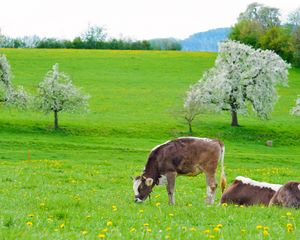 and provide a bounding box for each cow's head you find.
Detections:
[132,175,154,203]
